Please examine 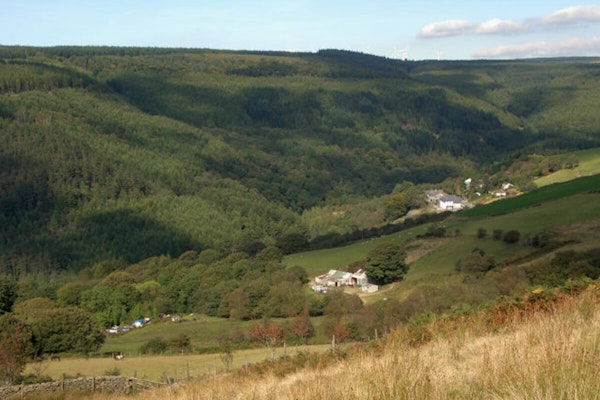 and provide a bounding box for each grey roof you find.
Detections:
[439,195,463,203]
